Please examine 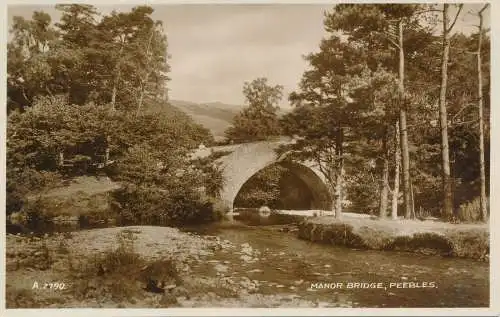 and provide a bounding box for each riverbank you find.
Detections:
[5,226,323,308]
[298,215,489,261]
[6,222,489,308]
